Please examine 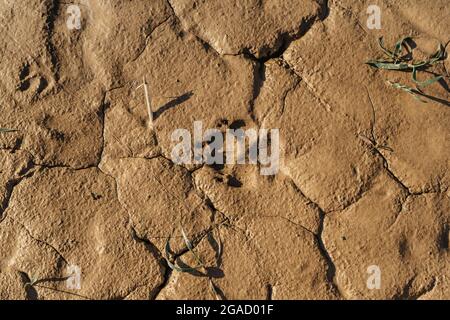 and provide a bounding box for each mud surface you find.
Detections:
[0,0,449,300]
